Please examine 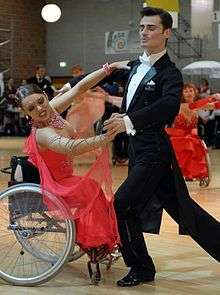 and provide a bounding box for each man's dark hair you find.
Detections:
[141,7,173,30]
[36,64,45,71]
